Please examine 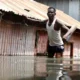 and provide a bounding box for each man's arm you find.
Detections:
[63,25,77,41]
[57,18,69,32]
[57,18,77,41]
[24,16,47,28]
